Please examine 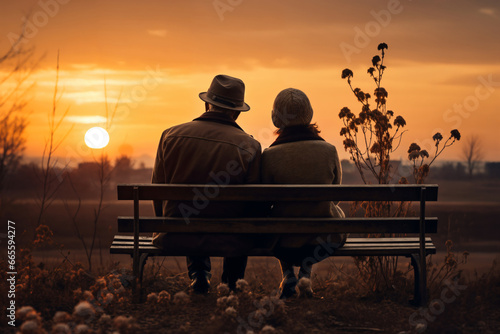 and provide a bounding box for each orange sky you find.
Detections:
[1,0,500,167]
